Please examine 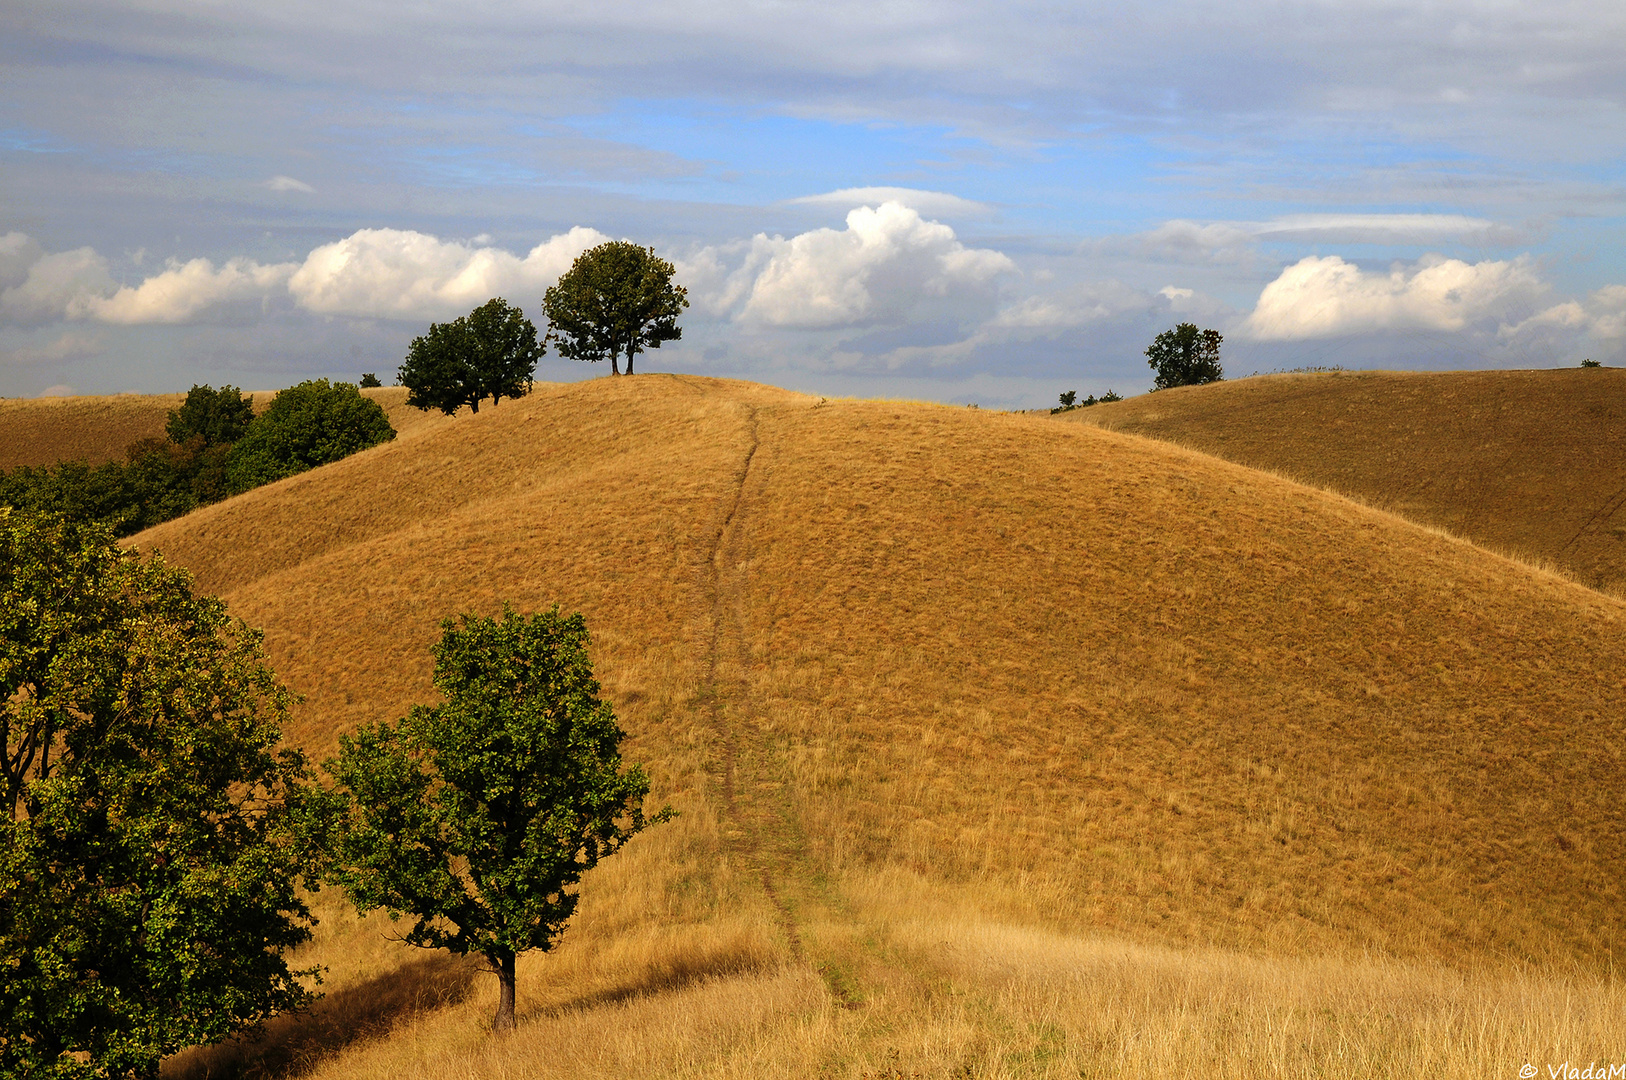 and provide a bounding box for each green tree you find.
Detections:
[399,298,544,415]
[0,509,320,1078]
[224,378,395,493]
[542,242,688,376]
[1145,323,1224,390]
[165,384,255,447]
[358,372,382,388]
[326,606,667,1033]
